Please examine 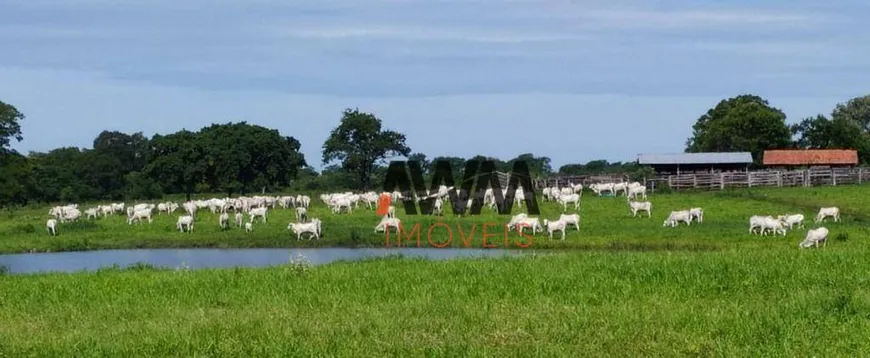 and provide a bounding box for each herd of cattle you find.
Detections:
[40,180,837,248]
